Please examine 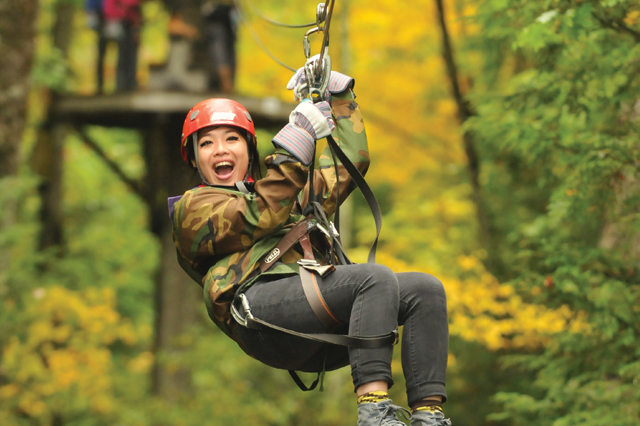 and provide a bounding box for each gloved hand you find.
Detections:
[286,55,355,102]
[272,100,336,165]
